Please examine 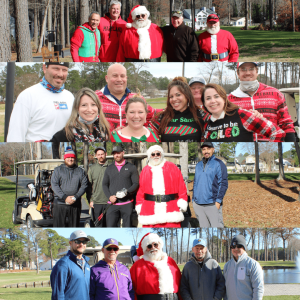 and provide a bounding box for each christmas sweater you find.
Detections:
[98,14,127,62]
[203,108,286,142]
[228,83,296,141]
[110,126,160,142]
